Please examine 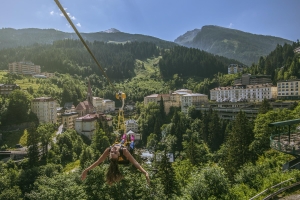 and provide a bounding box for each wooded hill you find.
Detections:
[0,28,177,50]
[1,26,295,67]
[0,39,241,81]
[175,25,294,66]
